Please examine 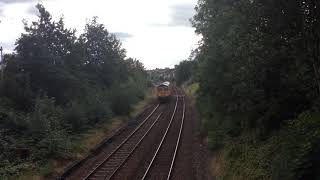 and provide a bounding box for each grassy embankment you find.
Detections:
[183,83,320,180]
[213,113,320,180]
[14,89,155,180]
[182,83,220,176]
